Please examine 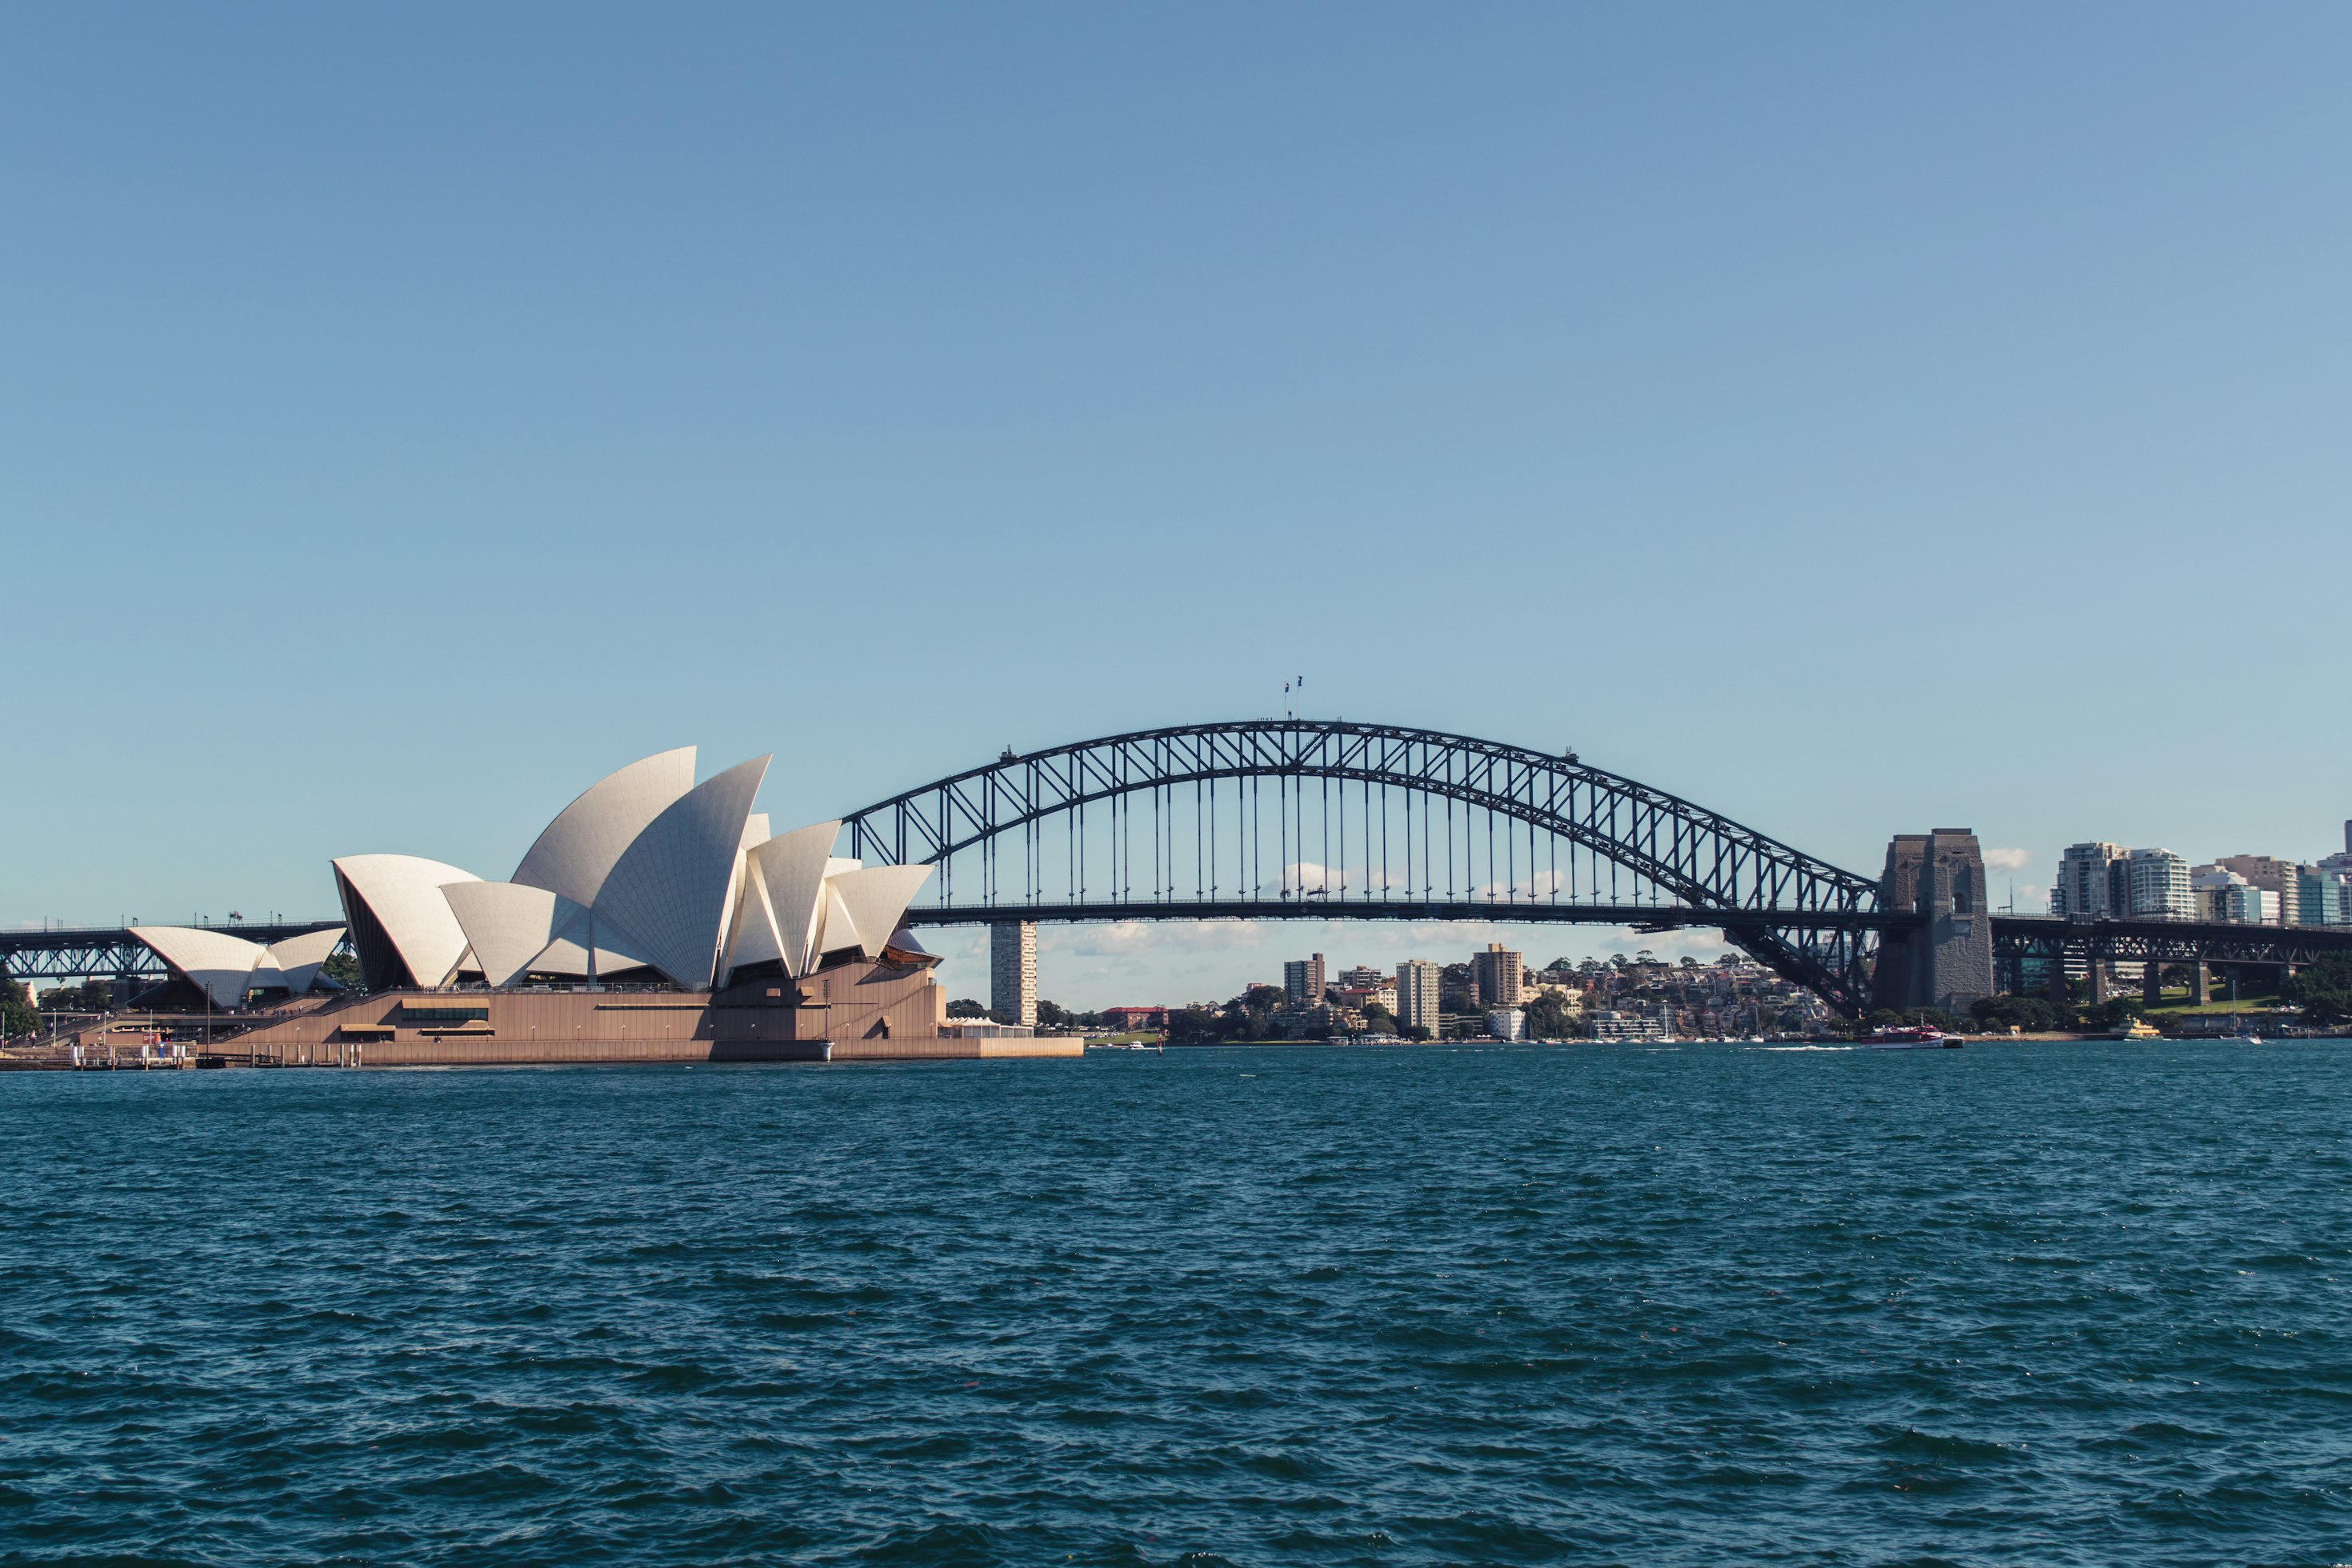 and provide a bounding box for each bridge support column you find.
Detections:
[2047,946,2070,1006]
[2142,961,2163,1007]
[990,921,1038,1027]
[2089,960,2109,1005]
[1870,831,1995,1015]
[2193,958,2210,1006]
